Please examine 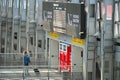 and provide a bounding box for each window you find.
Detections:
[20,47,24,53]
[90,4,95,17]
[1,48,4,53]
[38,40,42,48]
[24,0,26,9]
[81,51,83,57]
[3,0,6,7]
[14,44,17,50]
[63,44,67,52]
[29,51,32,57]
[60,44,62,50]
[30,37,33,45]
[104,61,109,73]
[1,21,6,26]
[14,0,19,8]
[14,32,17,39]
[9,0,12,7]
[1,38,5,45]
